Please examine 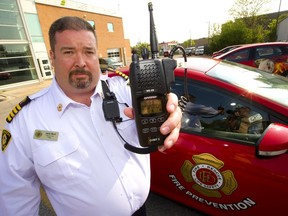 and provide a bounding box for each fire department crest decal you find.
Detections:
[181,153,238,198]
